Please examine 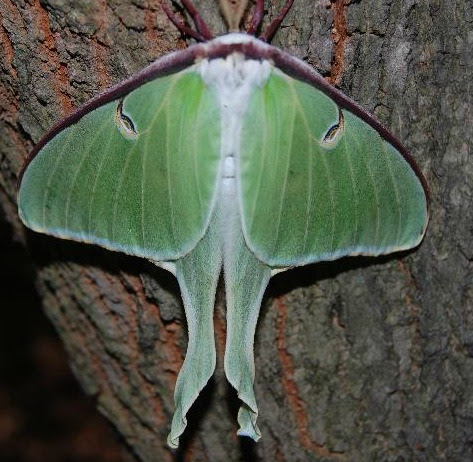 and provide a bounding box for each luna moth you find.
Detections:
[17,0,429,449]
